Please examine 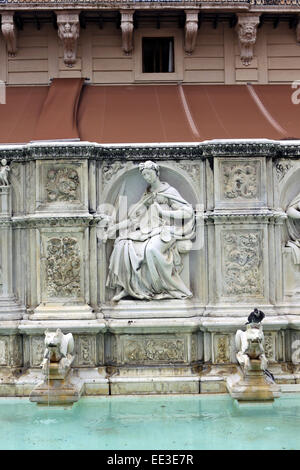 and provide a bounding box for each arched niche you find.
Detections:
[280,166,300,211]
[279,166,300,245]
[98,161,204,304]
[100,162,201,210]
